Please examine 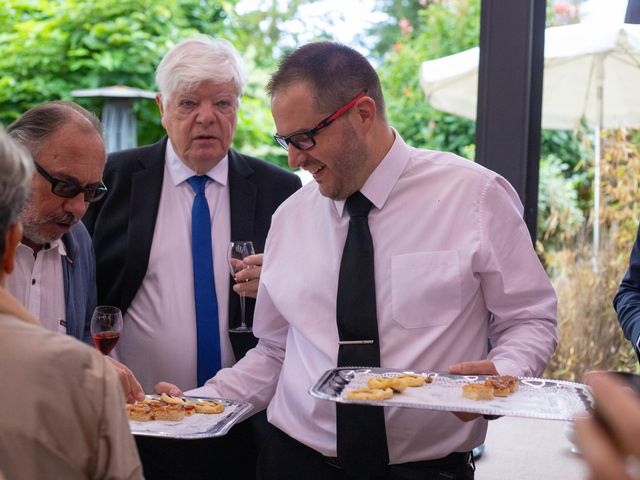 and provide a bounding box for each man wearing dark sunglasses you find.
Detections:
[6,100,144,403]
[6,100,105,343]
